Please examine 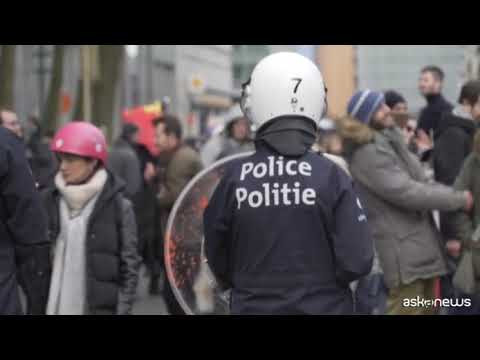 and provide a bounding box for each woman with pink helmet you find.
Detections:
[40,121,140,315]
